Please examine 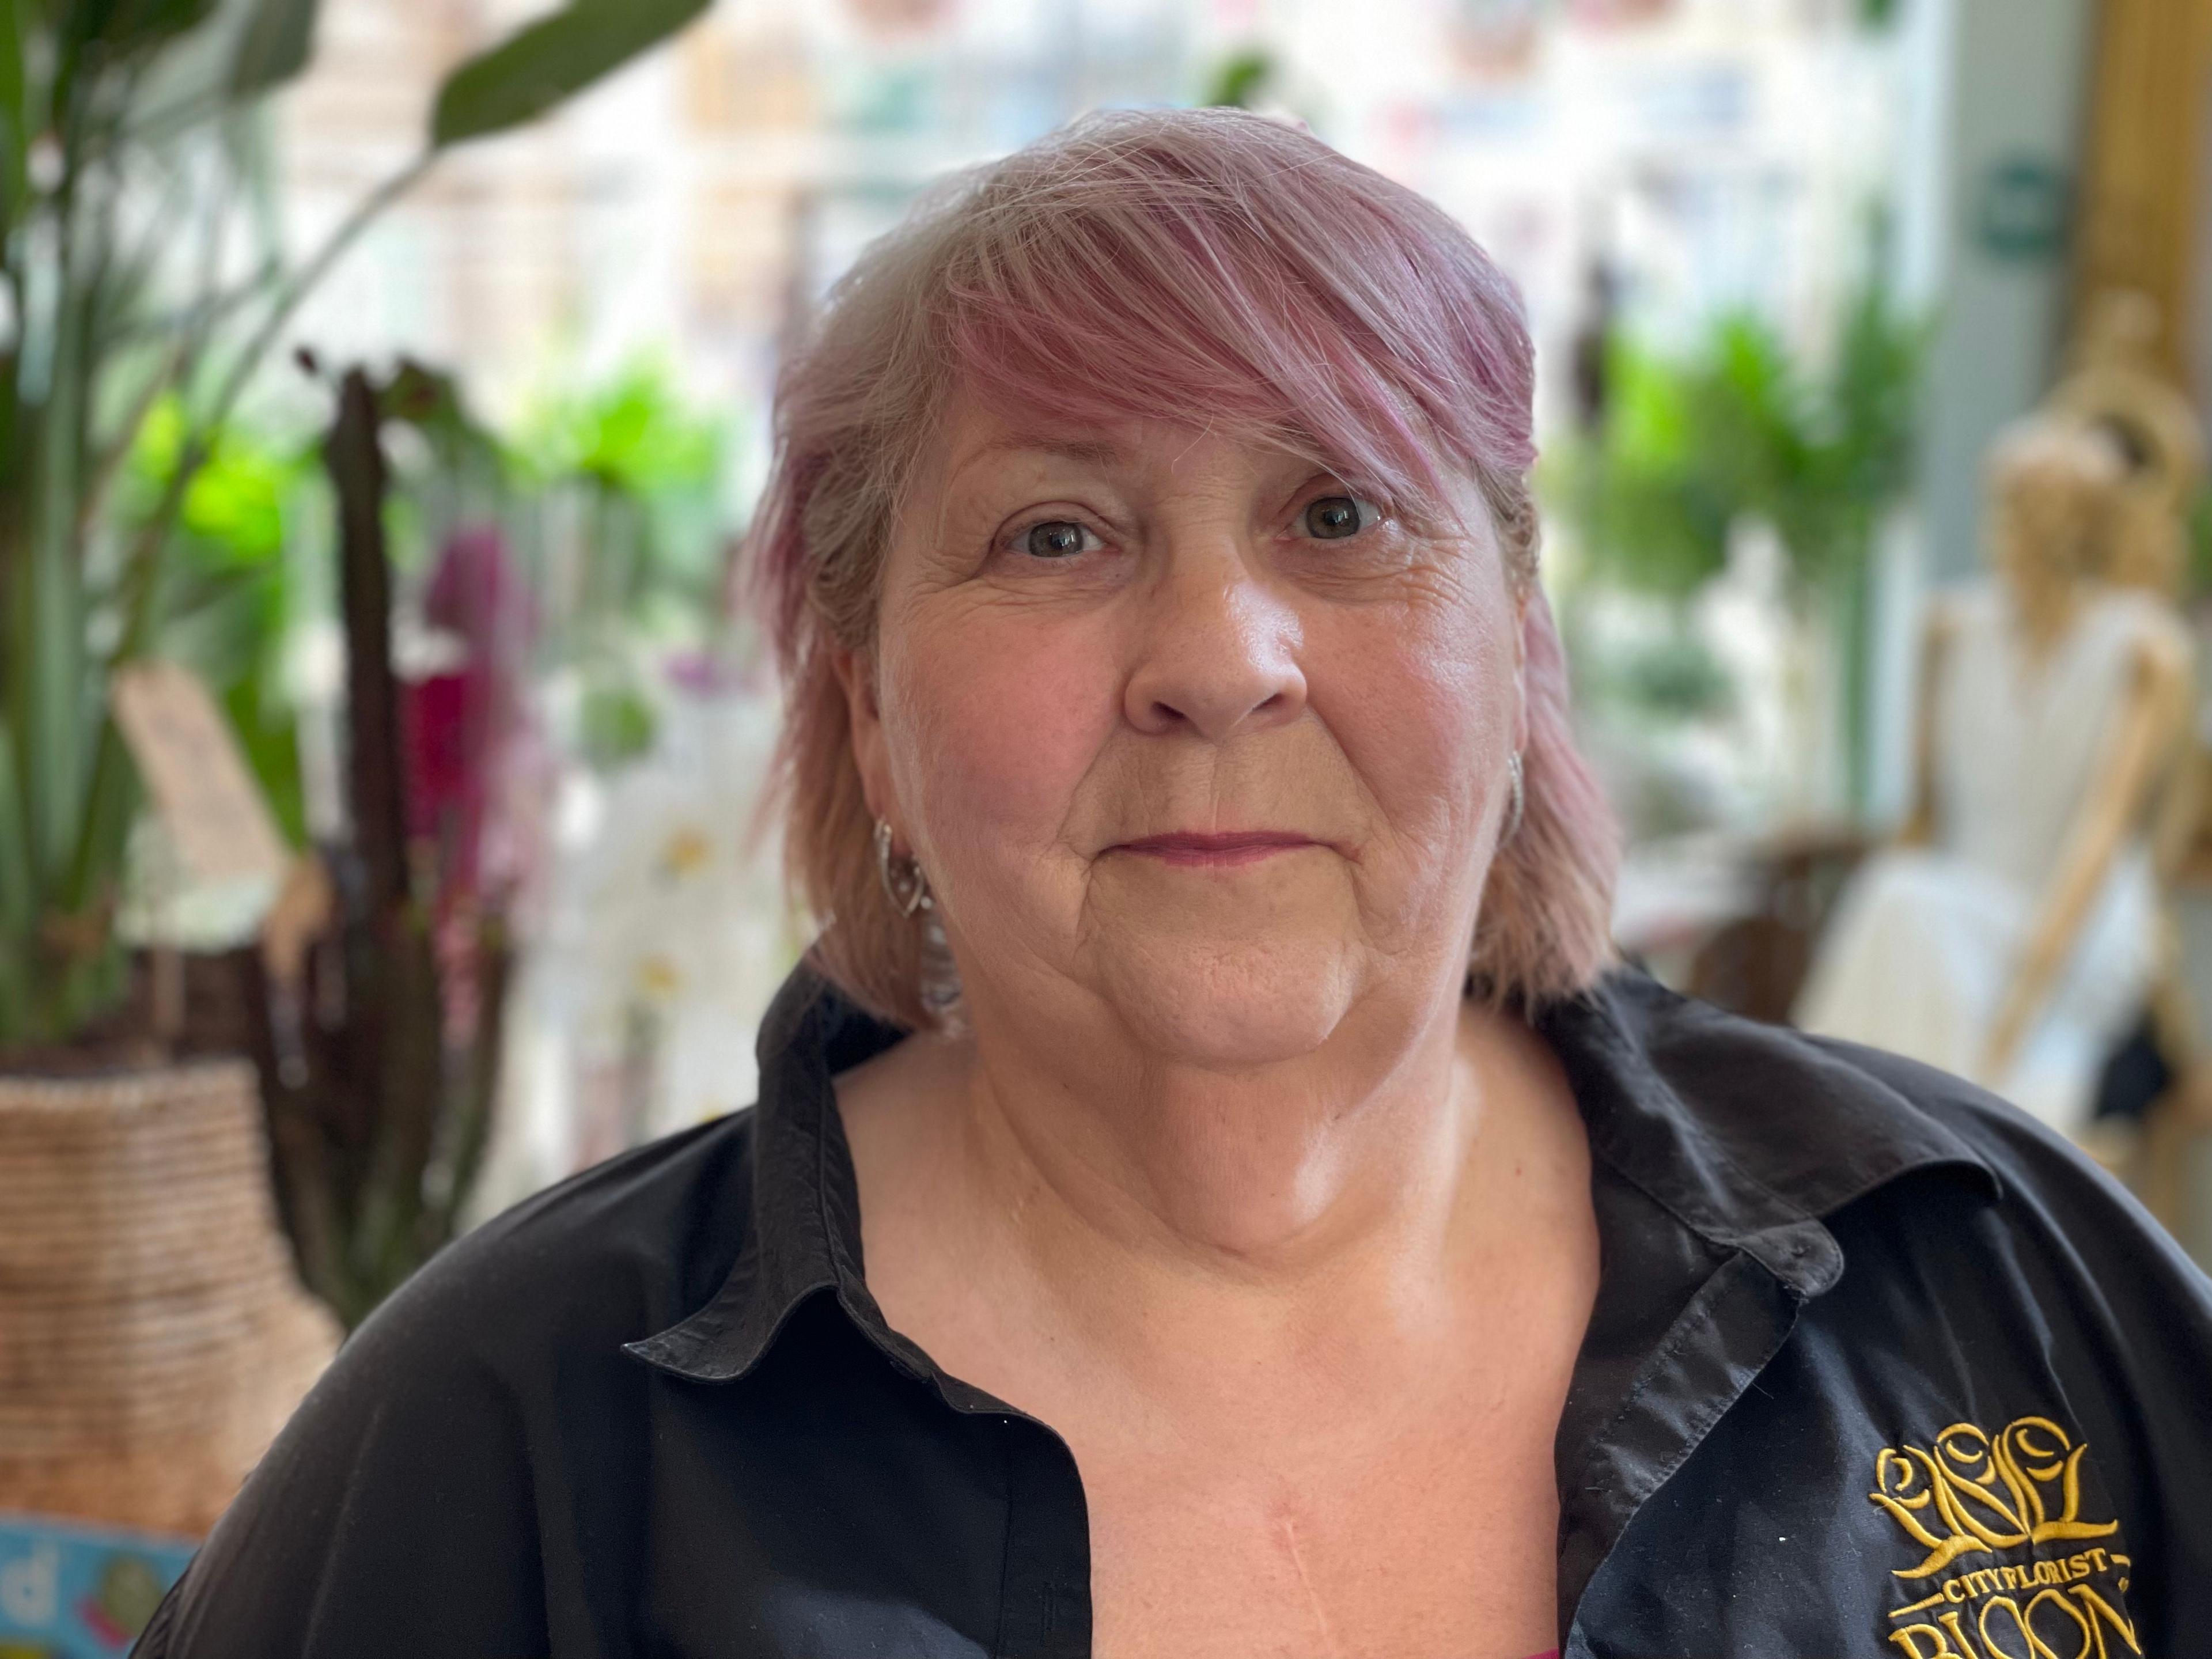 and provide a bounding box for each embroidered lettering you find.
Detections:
[1872,1415,2137,1653]
[2070,1584,2141,1658]
[1891,1623,1960,1656]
